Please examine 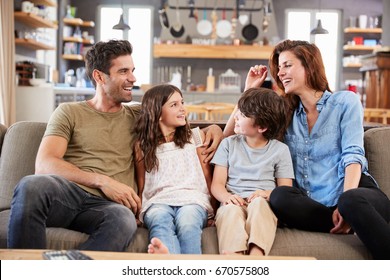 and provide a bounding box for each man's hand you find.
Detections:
[100,177,141,214]
[330,208,351,234]
[201,124,223,162]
